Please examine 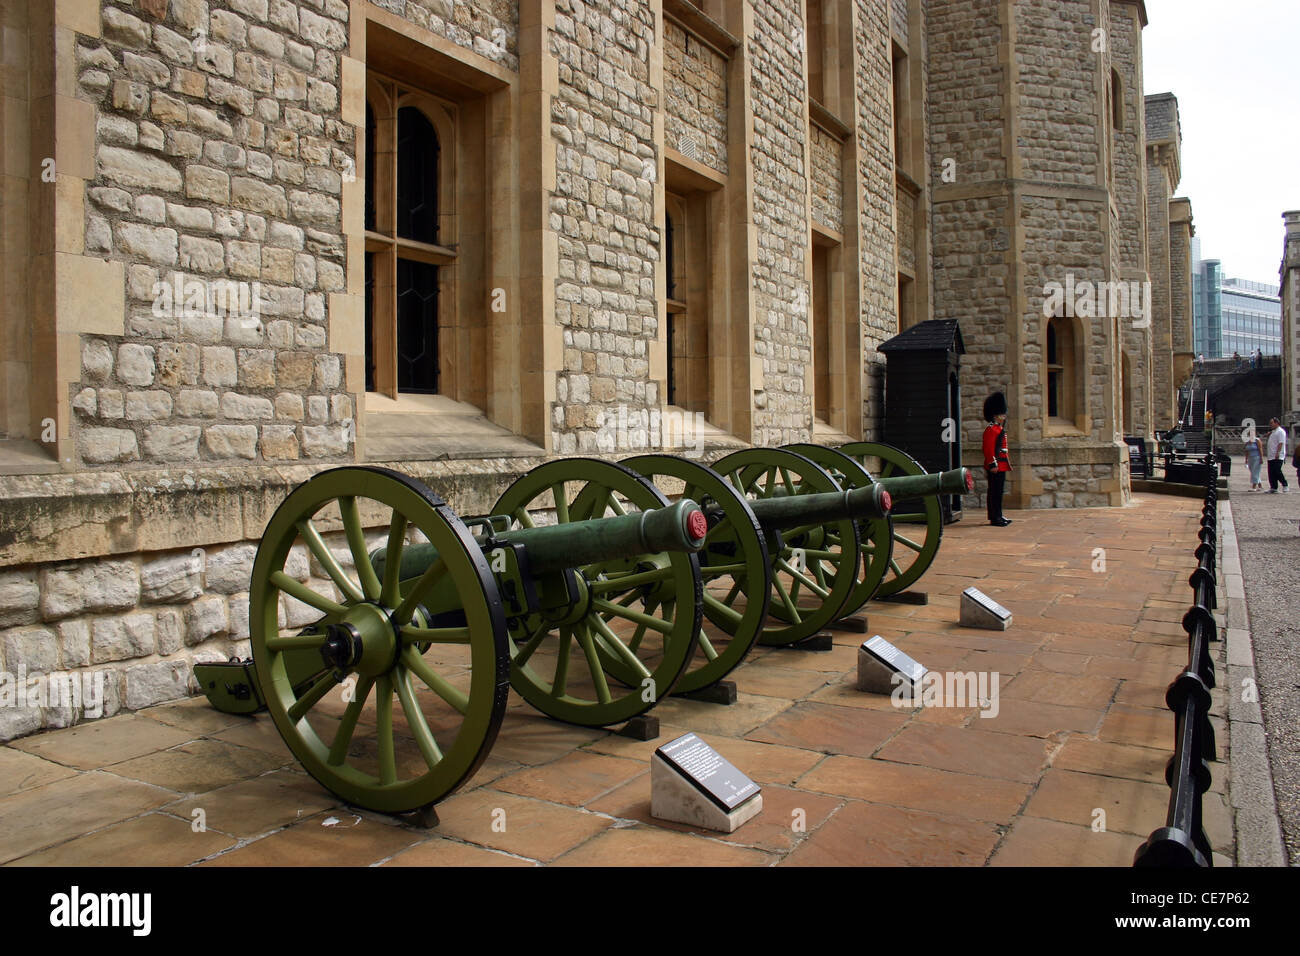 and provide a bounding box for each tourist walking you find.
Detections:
[1244,433,1264,490]
[1266,417,1289,492]
[983,392,1012,526]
